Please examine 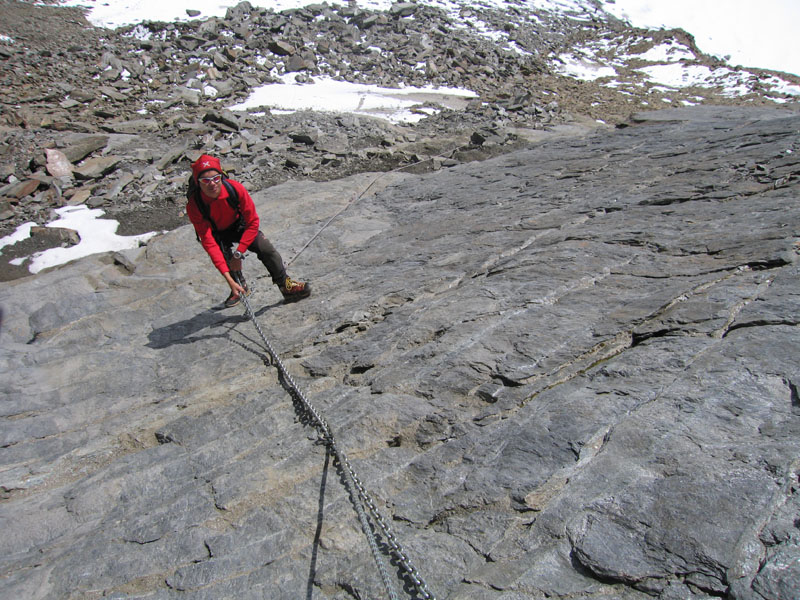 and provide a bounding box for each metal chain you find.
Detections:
[337,452,436,599]
[236,288,436,600]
